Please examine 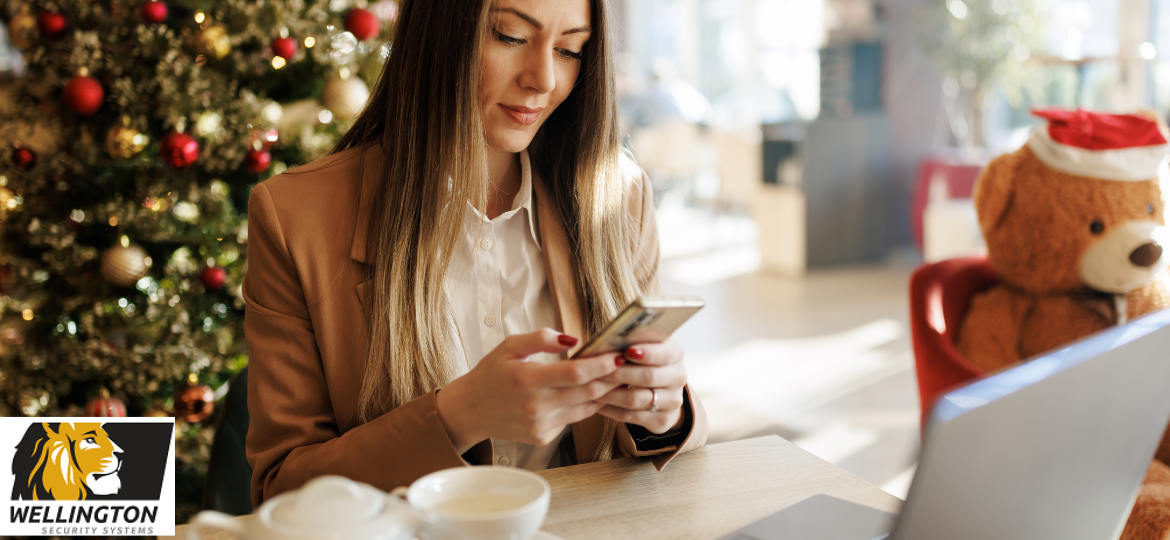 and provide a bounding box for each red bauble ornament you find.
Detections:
[345,8,381,41]
[140,1,168,23]
[271,36,297,59]
[200,266,226,290]
[85,389,128,417]
[160,132,199,168]
[245,149,272,173]
[36,11,67,39]
[63,75,104,115]
[174,377,215,423]
[12,147,36,170]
